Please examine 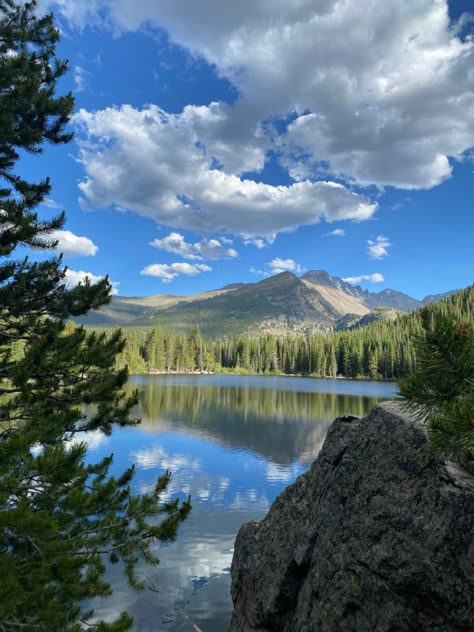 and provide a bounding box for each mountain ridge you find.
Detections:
[76,270,461,336]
